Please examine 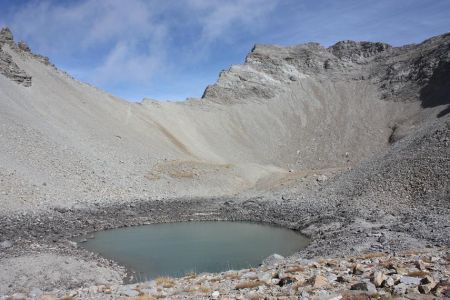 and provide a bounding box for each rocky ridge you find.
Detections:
[0,27,54,87]
[0,28,32,87]
[202,33,450,105]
